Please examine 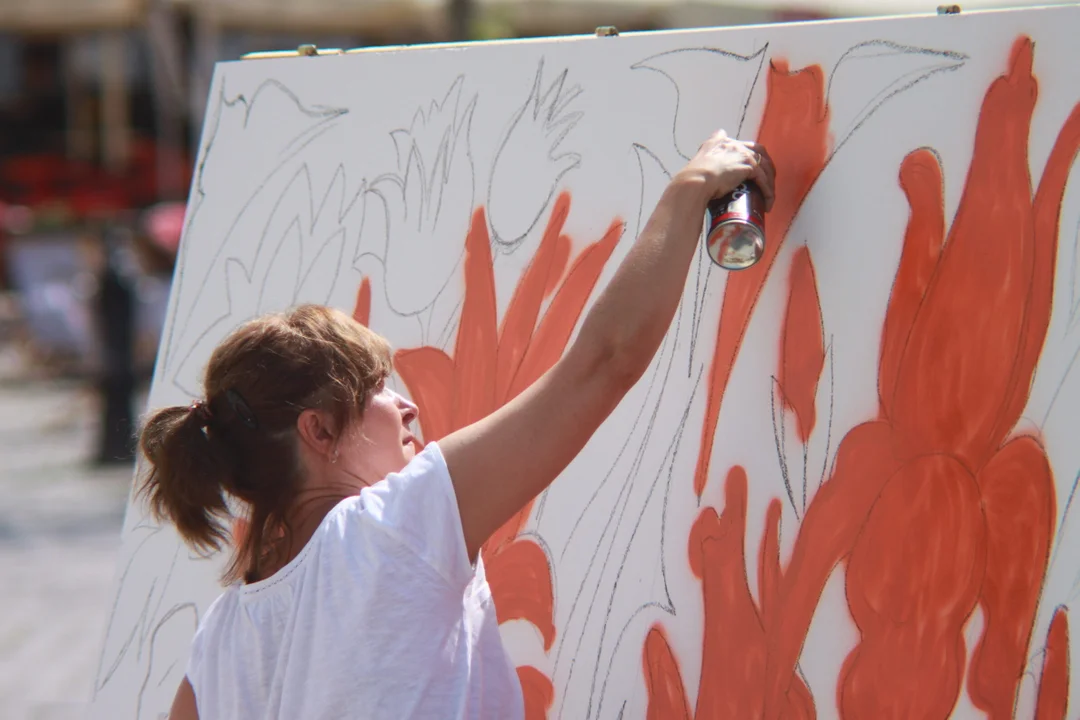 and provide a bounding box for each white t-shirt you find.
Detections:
[185,442,524,719]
